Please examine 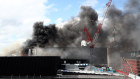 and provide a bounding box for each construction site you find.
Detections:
[0,0,140,79]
